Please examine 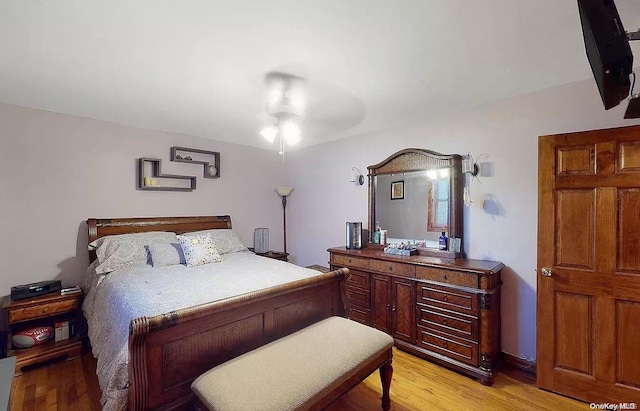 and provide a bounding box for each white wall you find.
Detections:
[0,103,287,296]
[284,78,640,359]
